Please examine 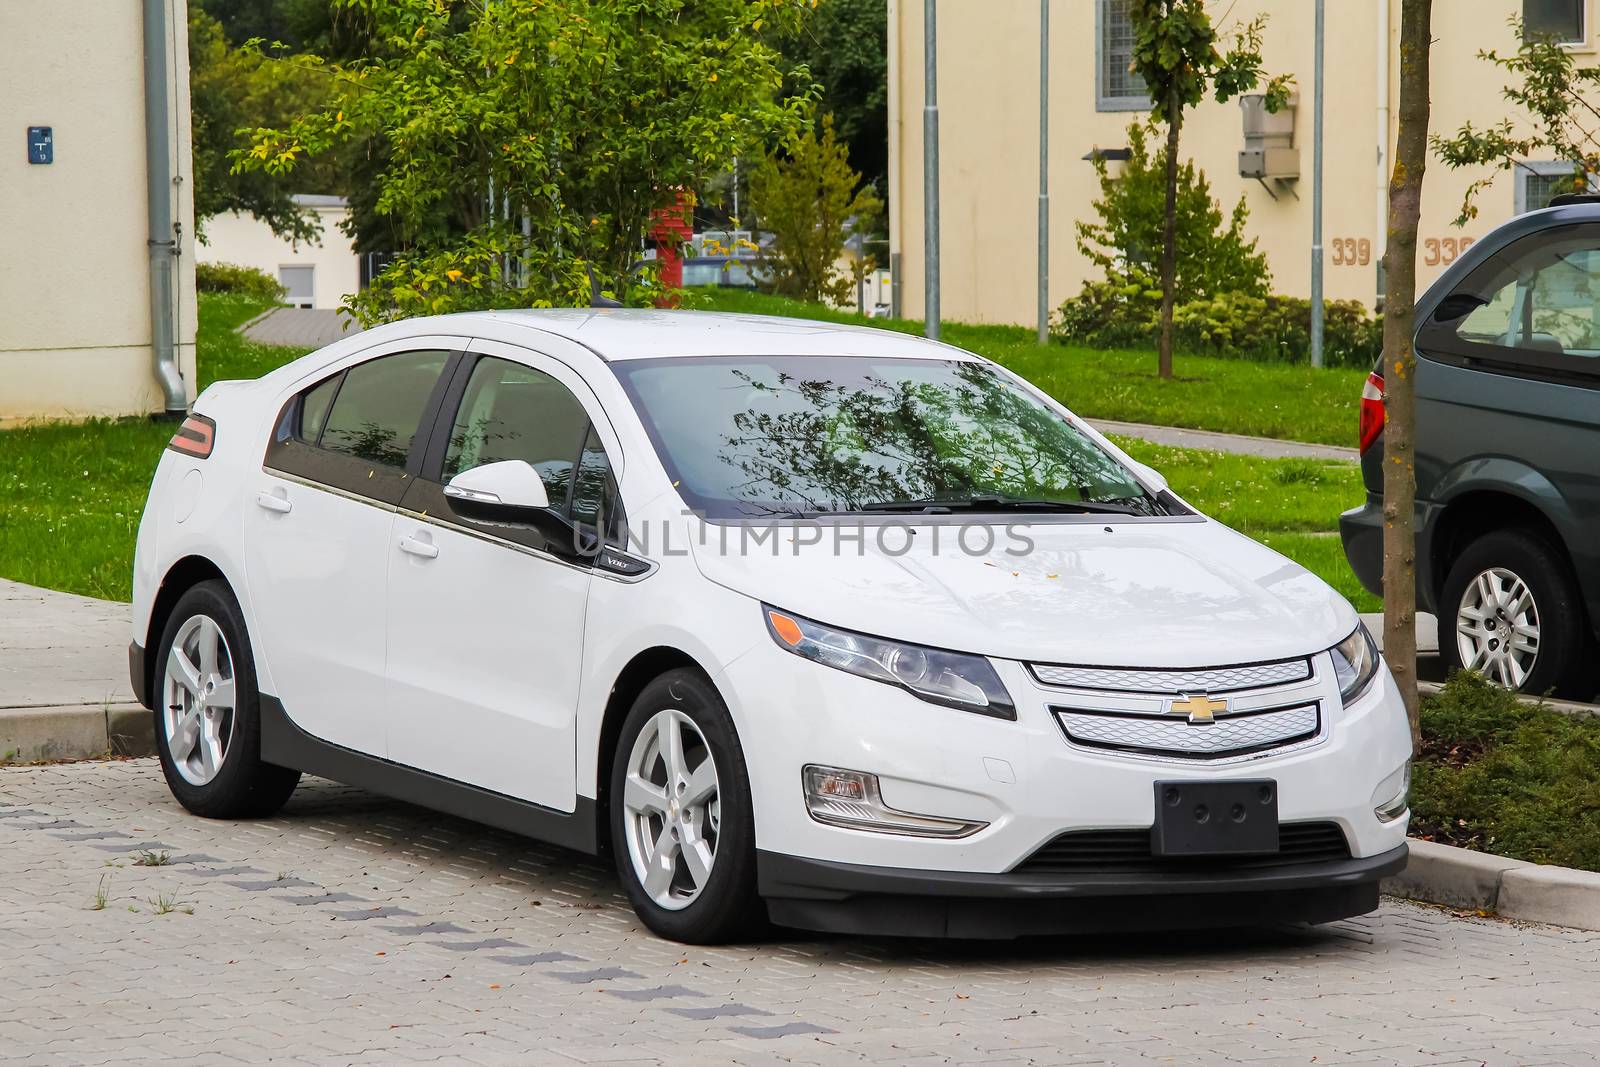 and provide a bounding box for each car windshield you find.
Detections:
[610,354,1164,520]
